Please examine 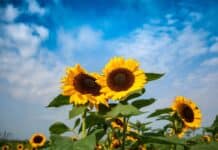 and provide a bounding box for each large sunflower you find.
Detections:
[61,64,108,107]
[16,144,24,150]
[171,96,202,129]
[29,133,46,148]
[97,57,146,100]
